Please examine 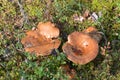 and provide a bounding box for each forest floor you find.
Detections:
[0,0,120,80]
